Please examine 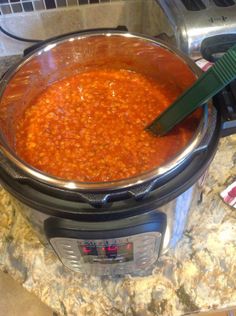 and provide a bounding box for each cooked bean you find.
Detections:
[15,69,199,182]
